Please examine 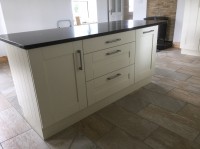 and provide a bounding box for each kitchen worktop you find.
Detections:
[0,20,164,49]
